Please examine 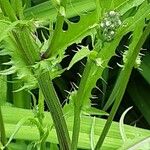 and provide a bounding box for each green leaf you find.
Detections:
[67,47,91,70]
[2,106,150,149]
[139,53,150,84]
[119,107,133,142]
[116,0,145,15]
[127,77,150,124]
[90,117,96,150]
[0,66,16,75]
[10,0,24,19]
[0,21,11,42]
[82,107,108,116]
[118,137,150,150]
[95,8,149,148]
[50,143,59,150]
[45,10,98,58]
[103,1,150,111]
[24,0,145,22]
[1,117,28,149]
